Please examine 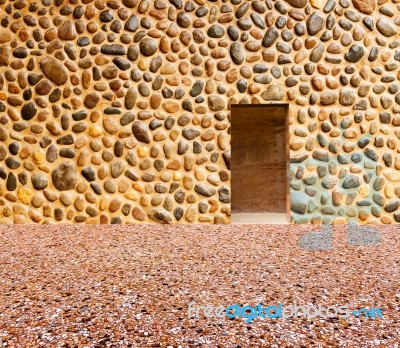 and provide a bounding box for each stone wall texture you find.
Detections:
[0,0,400,224]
